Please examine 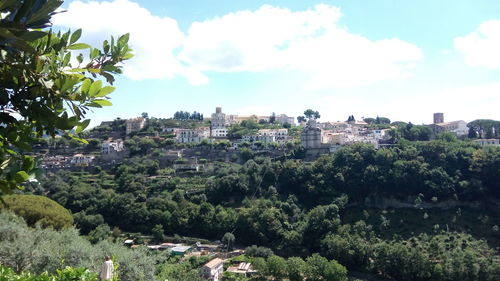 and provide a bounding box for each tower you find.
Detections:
[433,113,444,124]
